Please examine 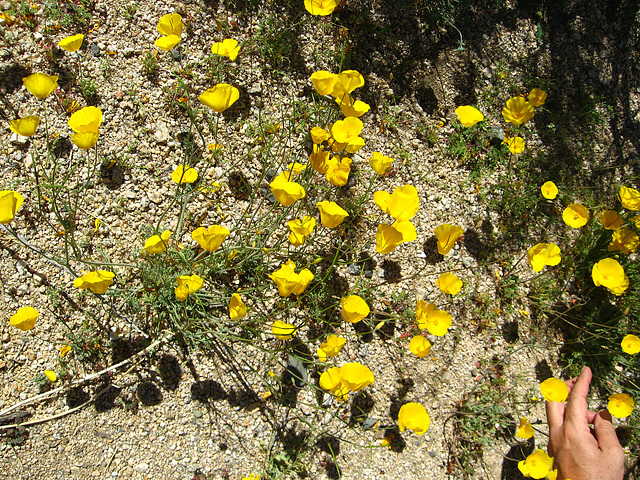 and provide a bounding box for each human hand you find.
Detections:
[546,366,624,480]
